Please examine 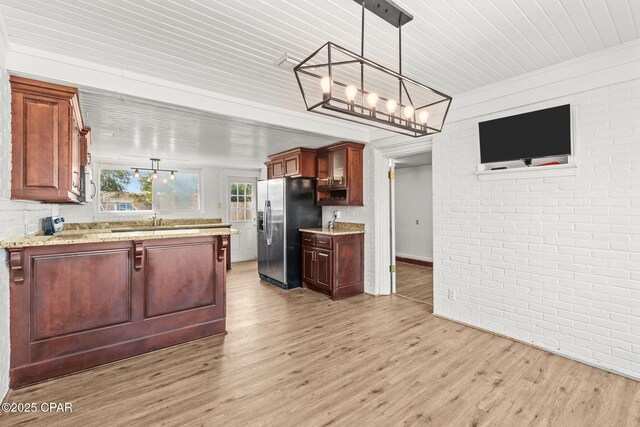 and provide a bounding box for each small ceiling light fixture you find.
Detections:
[294,0,452,137]
[130,158,177,182]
